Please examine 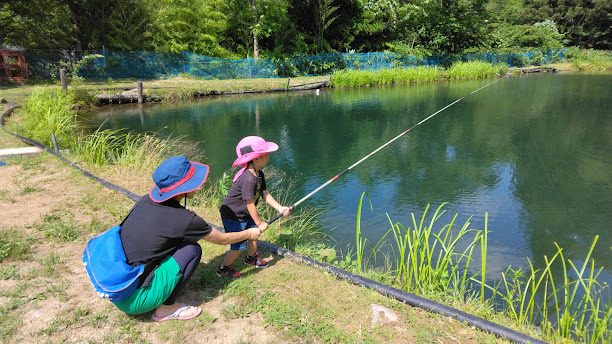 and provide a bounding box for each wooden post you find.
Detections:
[137,81,143,104]
[60,69,67,90]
